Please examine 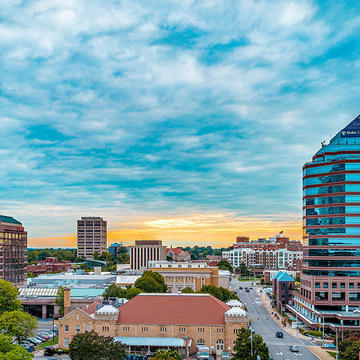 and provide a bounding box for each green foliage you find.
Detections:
[27,248,77,263]
[69,330,125,360]
[0,334,33,360]
[235,263,250,277]
[134,271,167,293]
[233,328,270,360]
[149,349,181,360]
[198,285,239,302]
[339,333,360,360]
[181,287,195,293]
[304,330,323,337]
[182,246,232,260]
[37,336,58,349]
[0,279,21,315]
[0,310,37,344]
[55,286,65,316]
[217,260,233,273]
[103,284,142,300]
